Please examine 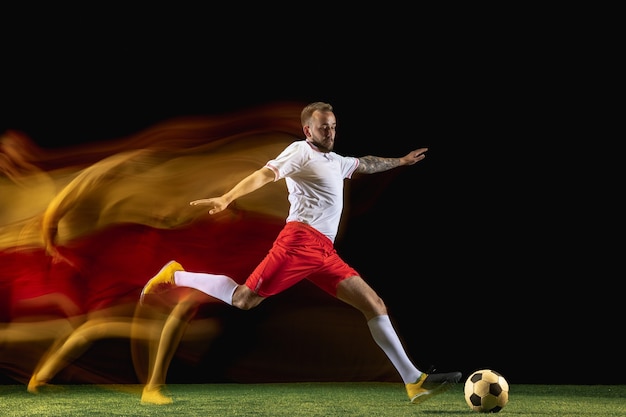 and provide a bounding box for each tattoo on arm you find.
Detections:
[356,156,401,174]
